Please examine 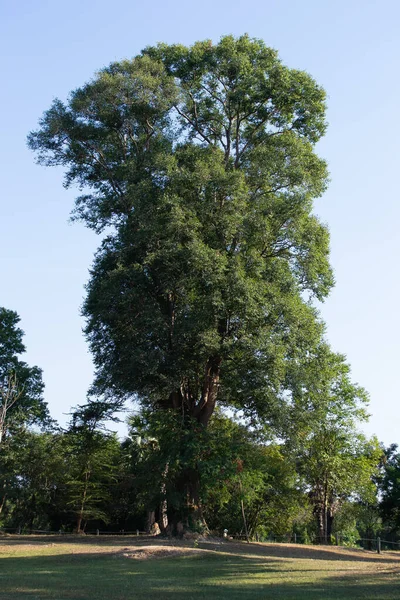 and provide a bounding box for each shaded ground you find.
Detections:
[0,535,399,599]
[1,534,399,562]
